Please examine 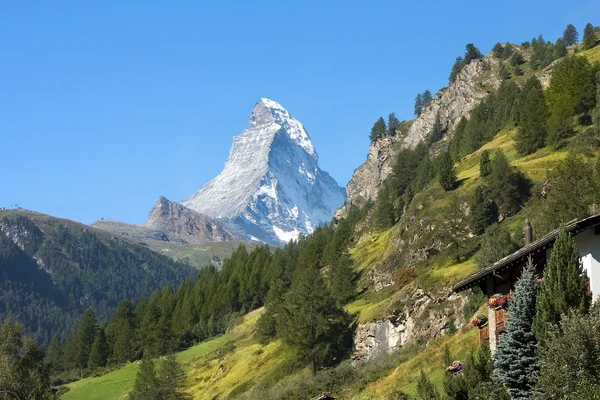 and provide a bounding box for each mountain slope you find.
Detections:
[0,209,196,344]
[182,98,346,244]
